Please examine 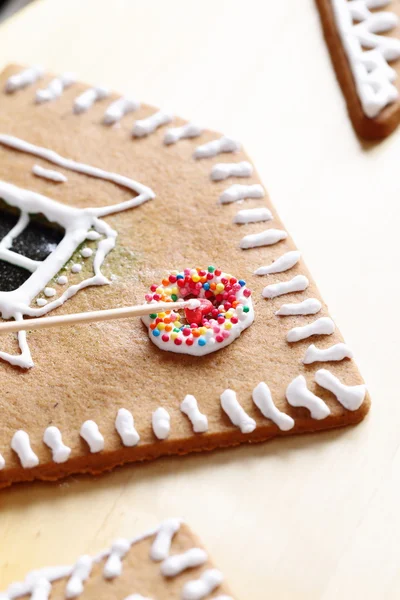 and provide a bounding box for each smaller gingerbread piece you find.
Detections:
[0,519,235,600]
[316,0,400,139]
